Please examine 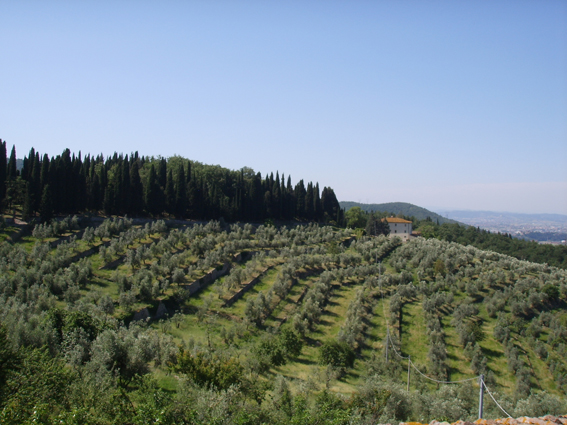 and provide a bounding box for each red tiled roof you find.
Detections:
[382,217,412,224]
